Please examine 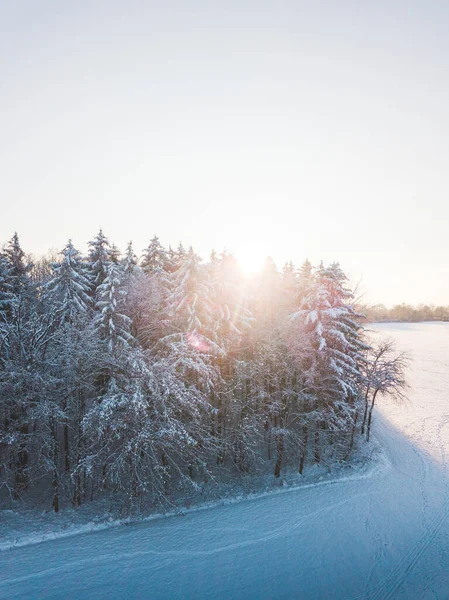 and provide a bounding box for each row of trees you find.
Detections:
[0,232,407,512]
[362,303,449,323]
